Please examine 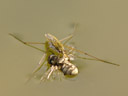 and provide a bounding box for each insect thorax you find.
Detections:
[48,54,59,66]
